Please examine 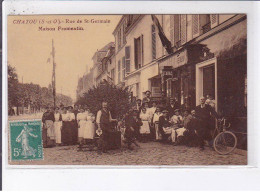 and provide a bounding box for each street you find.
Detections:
[9,141,247,166]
